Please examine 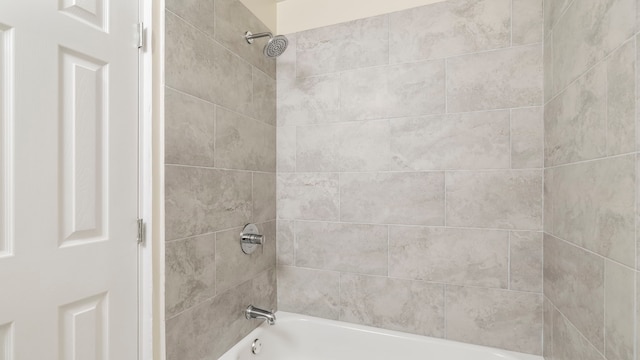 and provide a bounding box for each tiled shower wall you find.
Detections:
[543,1,638,360]
[276,0,545,355]
[163,0,277,358]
